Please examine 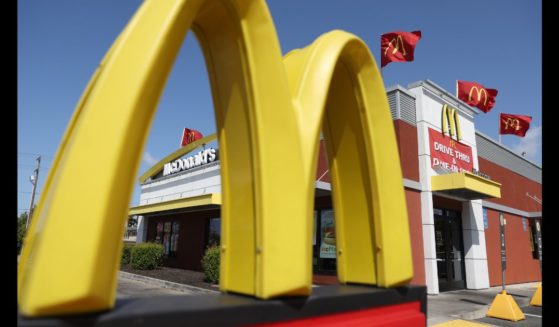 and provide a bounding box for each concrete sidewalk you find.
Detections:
[427,282,541,326]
